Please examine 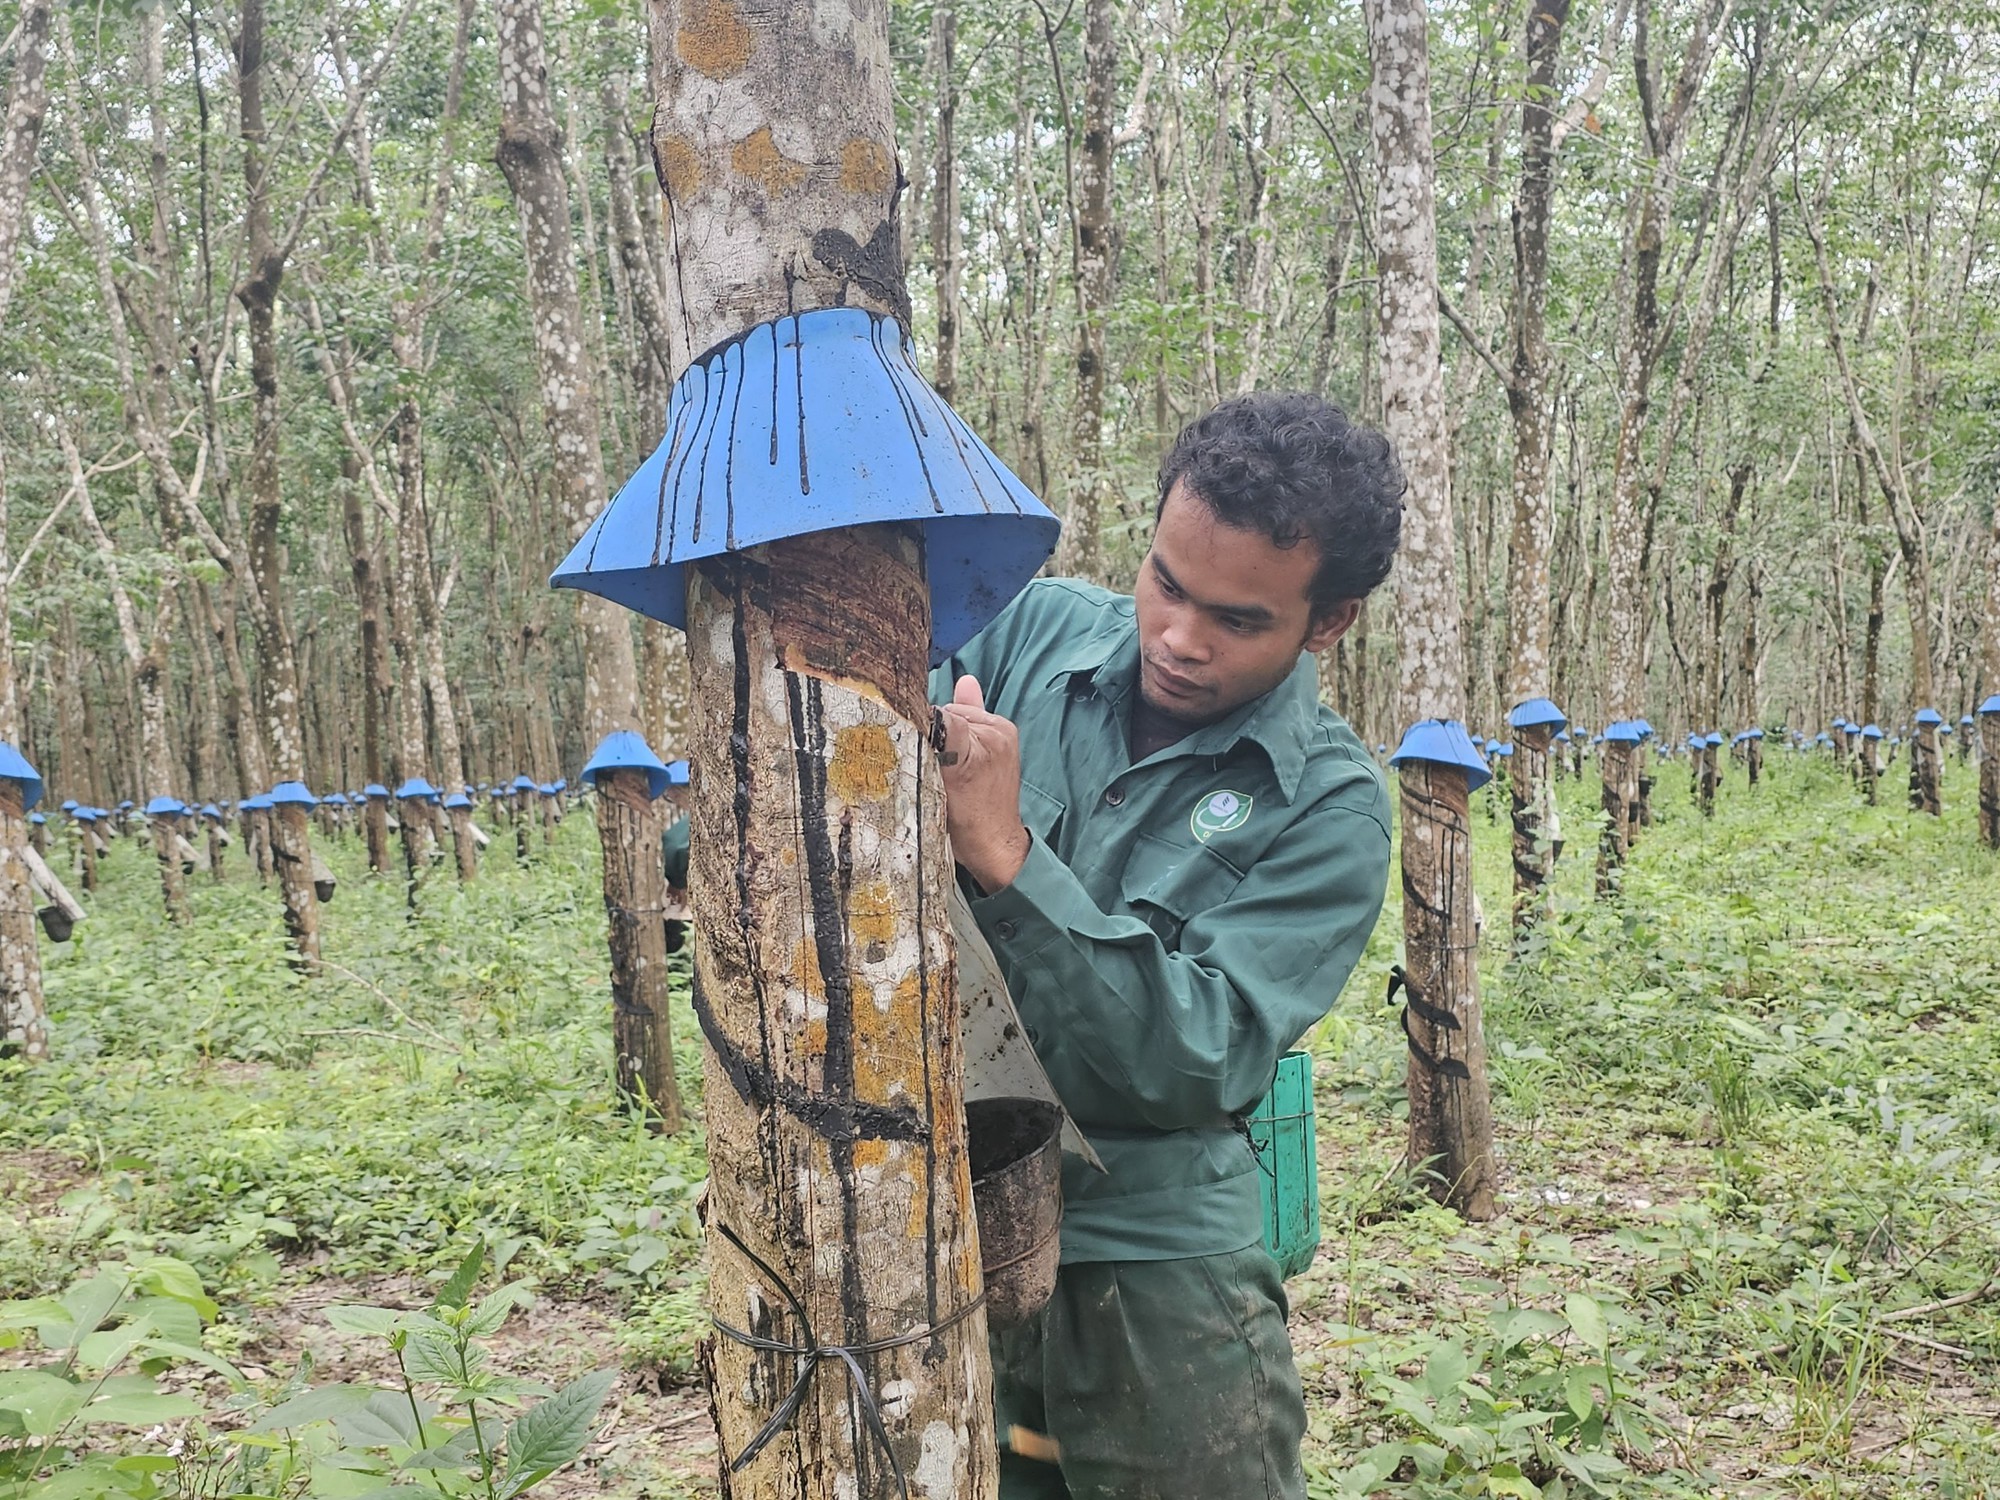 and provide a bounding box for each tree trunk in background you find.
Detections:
[1369,0,1495,1222]
[0,780,45,1062]
[234,0,319,967]
[67,432,187,924]
[339,455,394,873]
[1598,0,1728,887]
[499,0,674,1157]
[930,0,963,405]
[599,767,682,1131]
[650,0,998,1491]
[1053,0,1115,581]
[0,0,53,329]
[1503,0,1568,931]
[1980,490,2000,847]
